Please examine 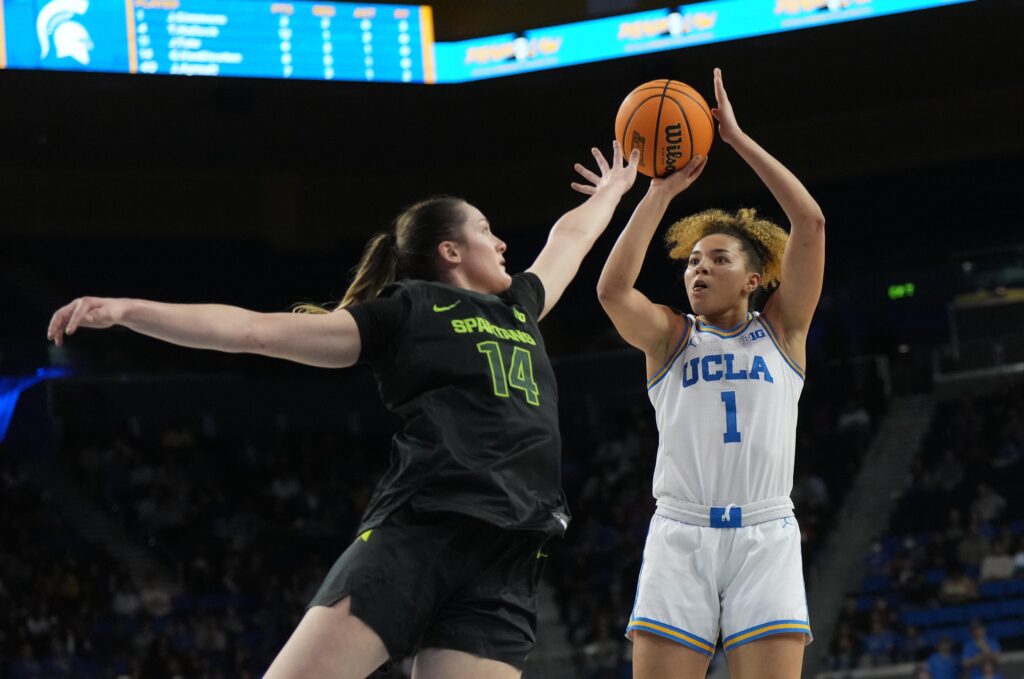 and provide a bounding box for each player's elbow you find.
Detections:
[800,213,826,233]
[596,276,628,306]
